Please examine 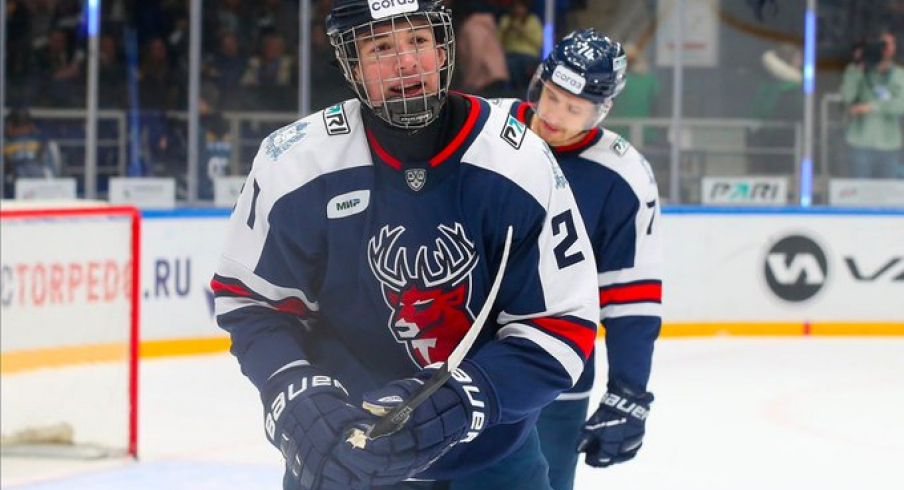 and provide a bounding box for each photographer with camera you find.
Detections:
[839,29,904,179]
